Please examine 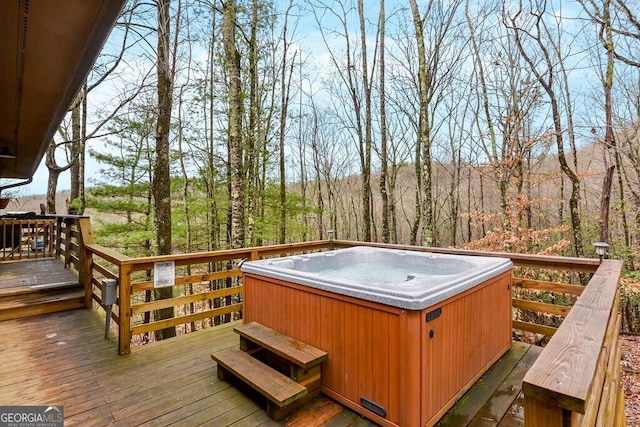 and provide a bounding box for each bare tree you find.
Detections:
[223,0,245,249]
[506,4,585,257]
[408,0,464,246]
[152,0,179,340]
